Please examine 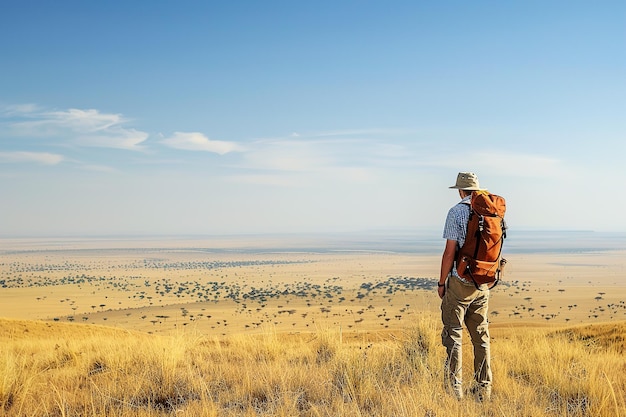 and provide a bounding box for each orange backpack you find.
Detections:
[456,190,507,288]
